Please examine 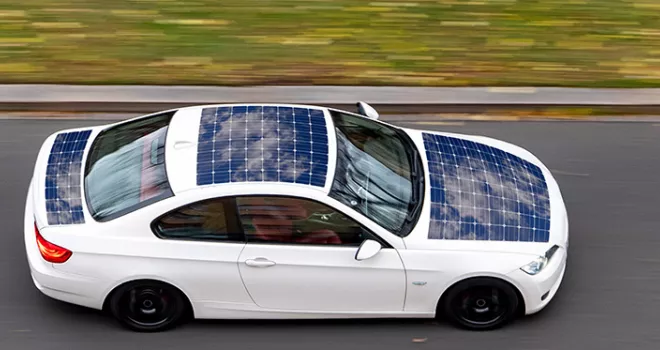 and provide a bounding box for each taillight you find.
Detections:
[34,222,72,263]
